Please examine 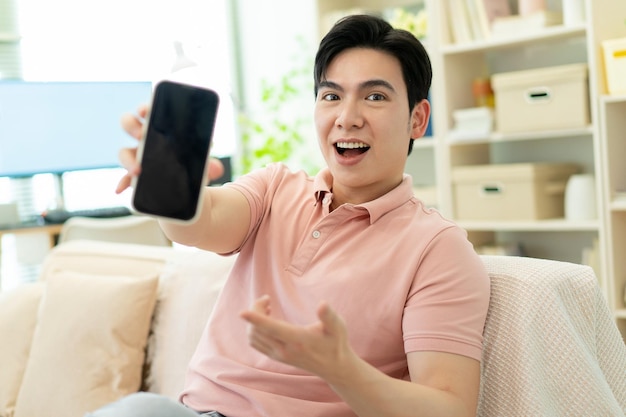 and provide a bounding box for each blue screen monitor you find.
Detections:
[0,81,153,178]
